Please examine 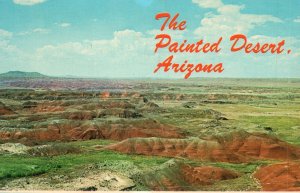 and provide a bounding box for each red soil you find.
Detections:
[106,138,247,163]
[221,132,300,160]
[99,101,135,109]
[30,102,65,113]
[152,177,185,191]
[0,102,15,115]
[97,121,183,140]
[100,91,110,99]
[0,107,15,115]
[0,120,183,143]
[150,163,239,190]
[106,132,300,163]
[66,111,96,120]
[254,162,300,191]
[181,165,239,185]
